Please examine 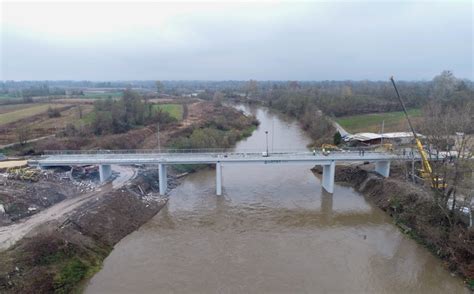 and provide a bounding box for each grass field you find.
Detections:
[78,108,97,126]
[153,104,183,120]
[336,109,422,133]
[0,93,18,99]
[82,91,123,99]
[0,104,67,126]
[0,103,39,114]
